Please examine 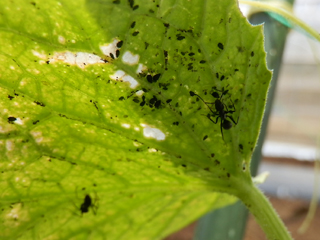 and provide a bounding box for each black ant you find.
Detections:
[79,193,98,215]
[190,87,238,140]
